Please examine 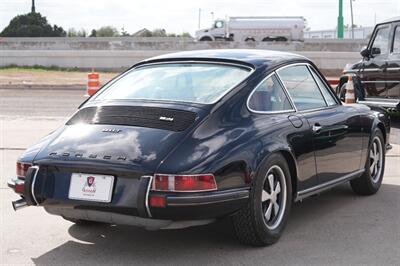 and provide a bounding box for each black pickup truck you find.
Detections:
[337,17,400,111]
